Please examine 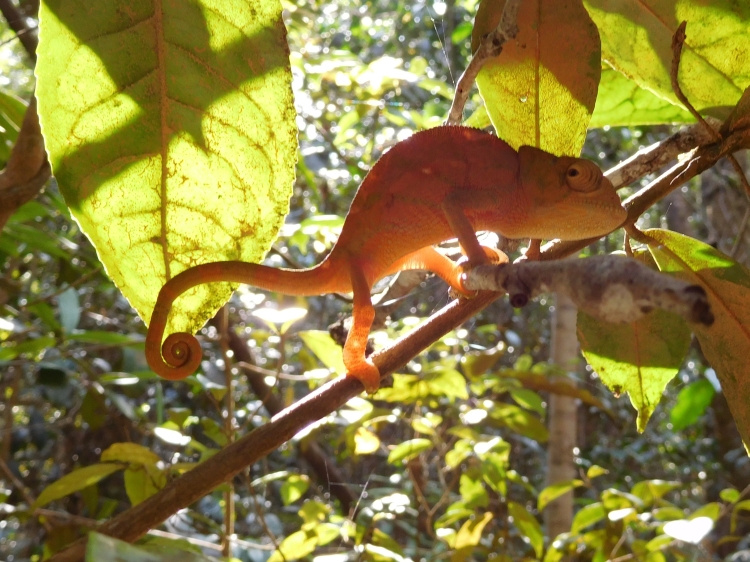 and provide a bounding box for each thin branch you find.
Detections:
[48,290,500,562]
[445,0,521,125]
[0,0,37,60]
